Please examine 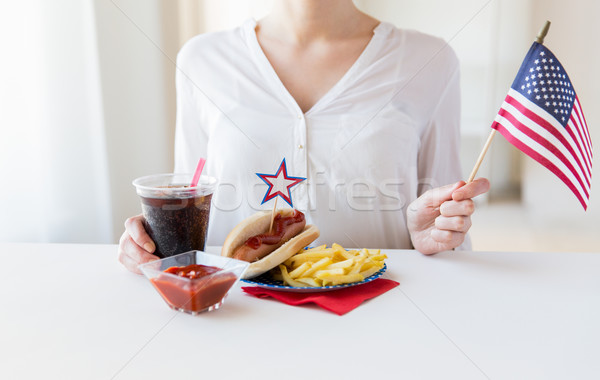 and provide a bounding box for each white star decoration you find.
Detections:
[256,158,305,207]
